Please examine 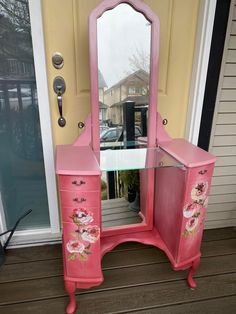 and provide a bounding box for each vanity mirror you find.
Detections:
[97,3,151,150]
[89,0,158,153]
[56,1,216,313]
[90,0,159,230]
